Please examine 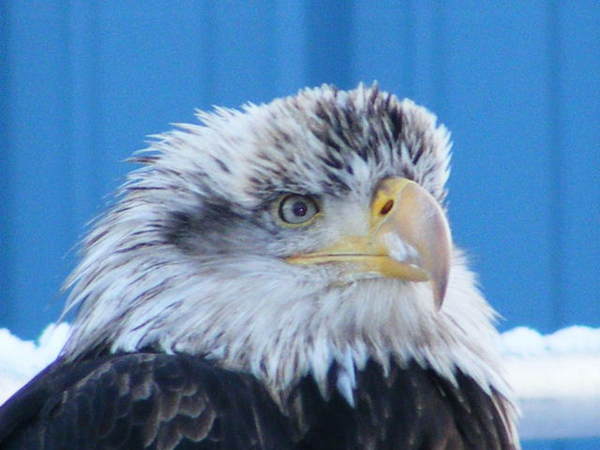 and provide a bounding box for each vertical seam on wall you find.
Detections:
[306,0,353,88]
[274,1,308,94]
[432,0,446,114]
[90,2,101,203]
[66,2,101,241]
[547,0,564,330]
[64,2,75,245]
[266,0,278,97]
[404,0,416,98]
[0,0,12,324]
[201,2,215,106]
